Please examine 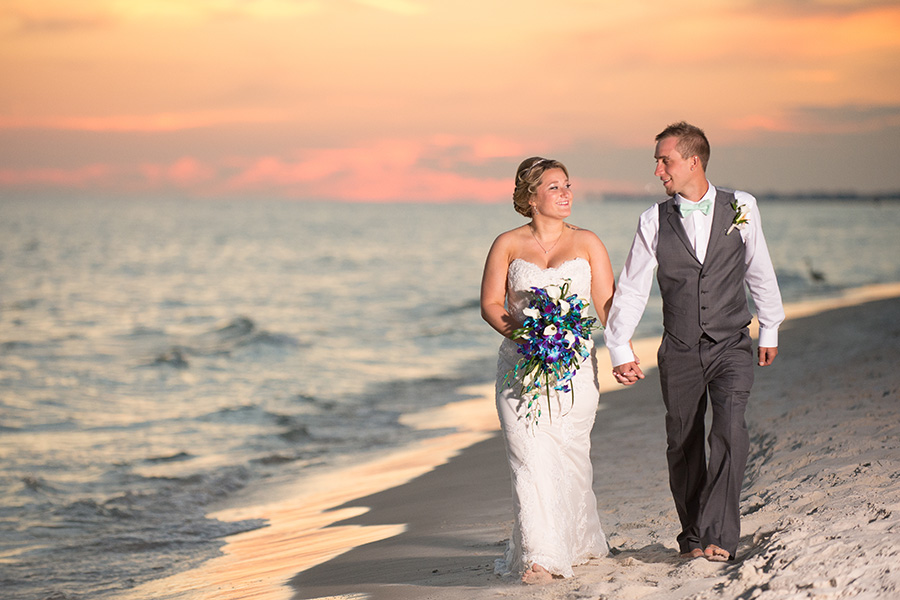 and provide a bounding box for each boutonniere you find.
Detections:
[726,201,750,235]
